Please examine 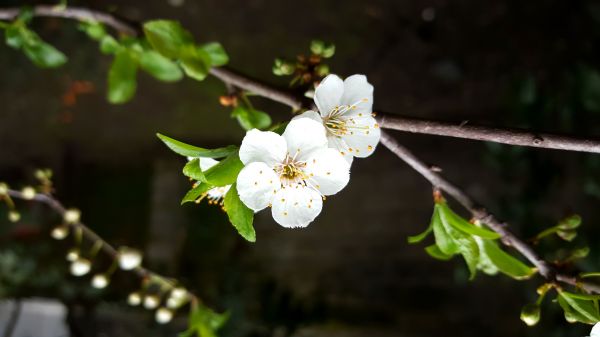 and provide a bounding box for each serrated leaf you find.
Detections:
[156,133,237,158]
[425,244,453,260]
[223,183,255,242]
[437,202,500,239]
[478,238,536,279]
[181,183,212,204]
[199,42,229,66]
[139,49,183,82]
[143,20,194,58]
[107,50,138,104]
[232,106,272,130]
